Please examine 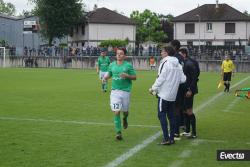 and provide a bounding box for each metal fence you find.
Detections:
[1,45,250,61]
